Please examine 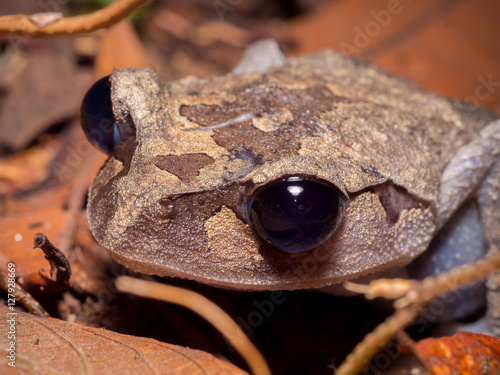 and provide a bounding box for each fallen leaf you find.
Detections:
[0,123,107,278]
[287,0,500,109]
[0,201,67,275]
[0,304,248,374]
[95,20,150,77]
[411,331,500,375]
[0,137,59,195]
[0,41,87,152]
